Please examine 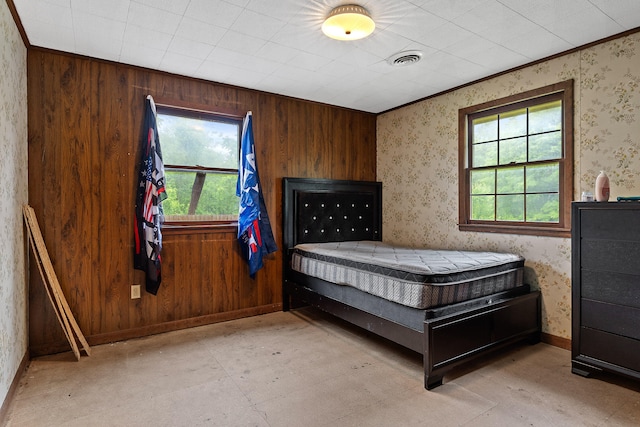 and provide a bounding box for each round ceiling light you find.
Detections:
[321,4,375,41]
